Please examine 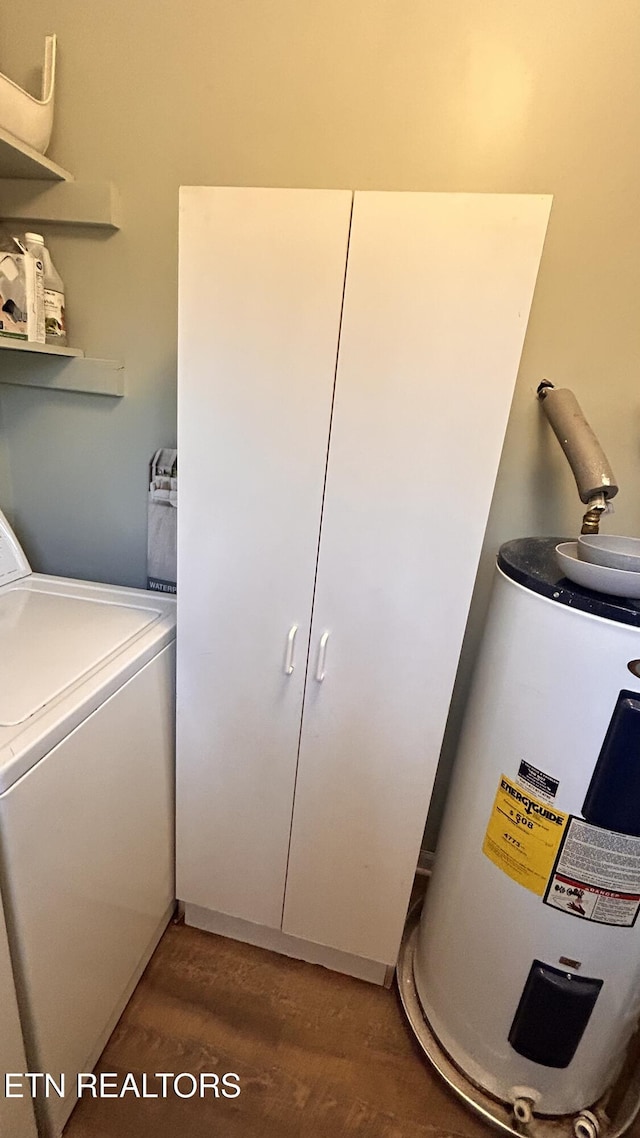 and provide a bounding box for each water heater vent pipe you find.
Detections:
[537,381,618,534]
